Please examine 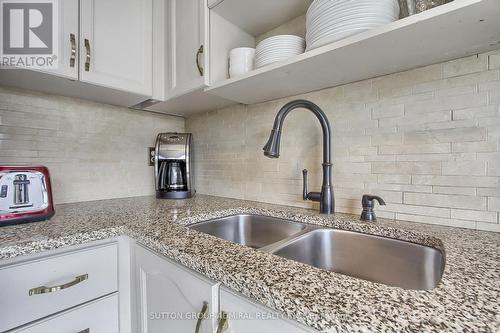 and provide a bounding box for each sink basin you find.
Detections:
[271,229,445,290]
[189,214,307,249]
